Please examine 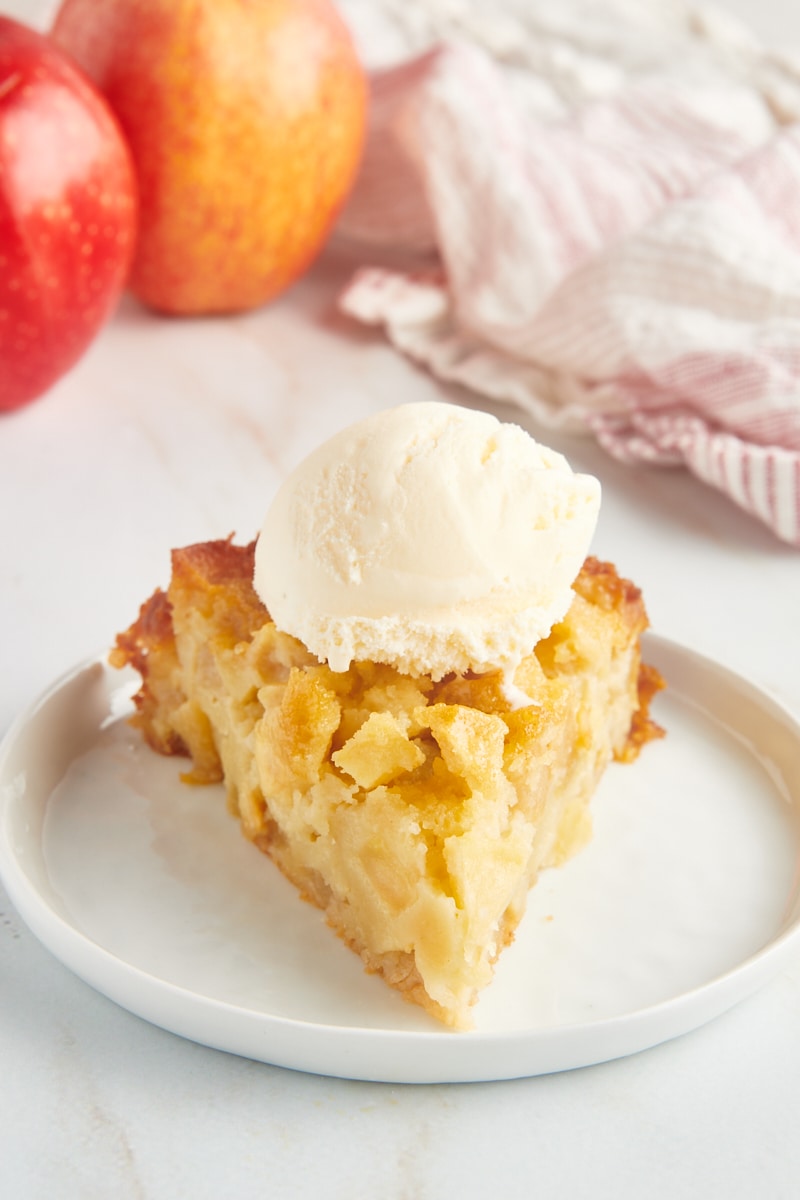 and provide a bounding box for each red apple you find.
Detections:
[0,16,136,412]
